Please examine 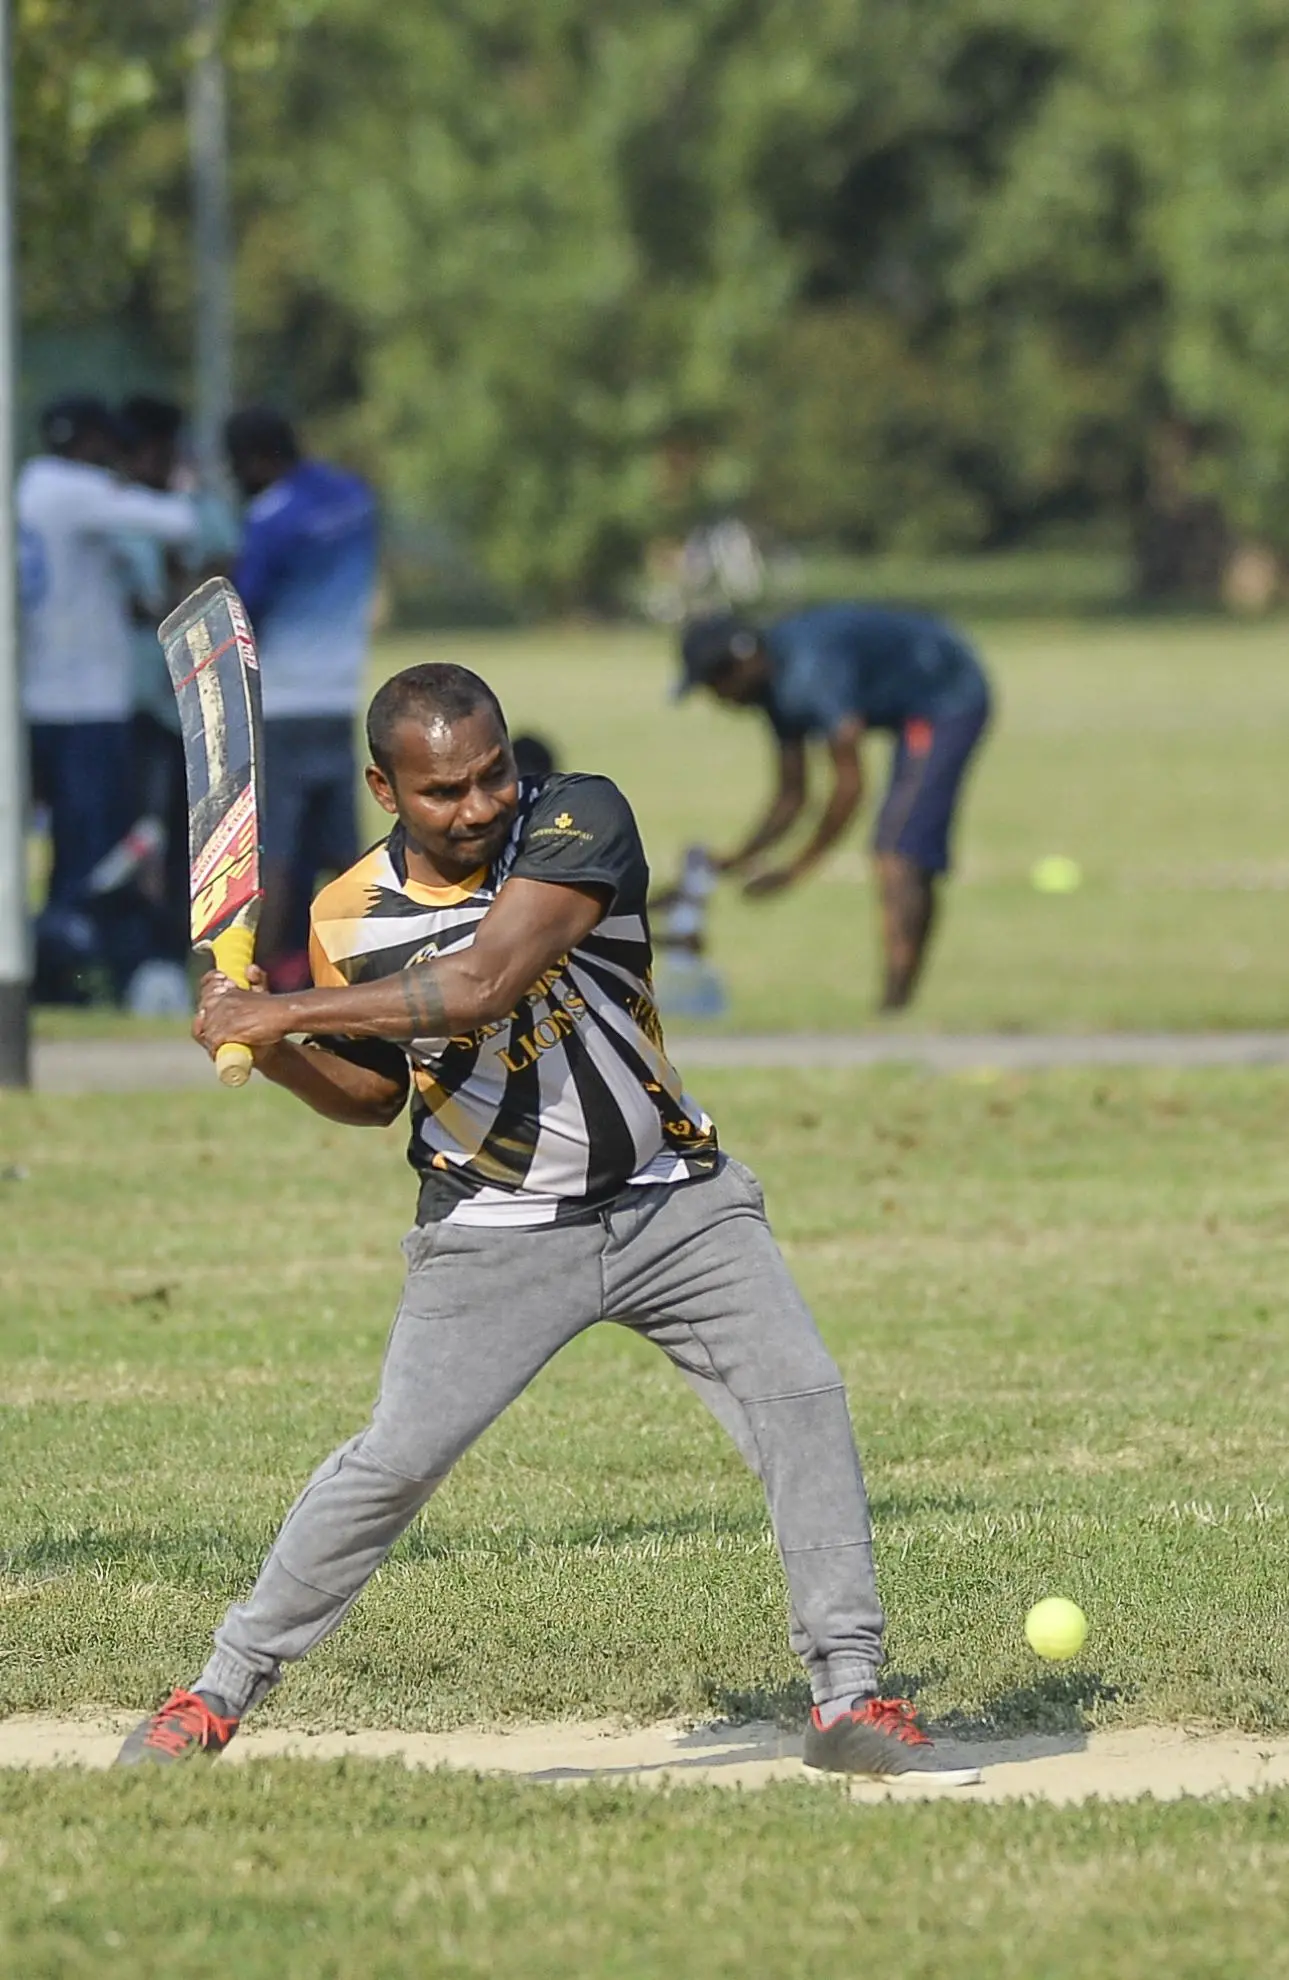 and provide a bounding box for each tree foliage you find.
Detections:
[15,0,1289,603]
